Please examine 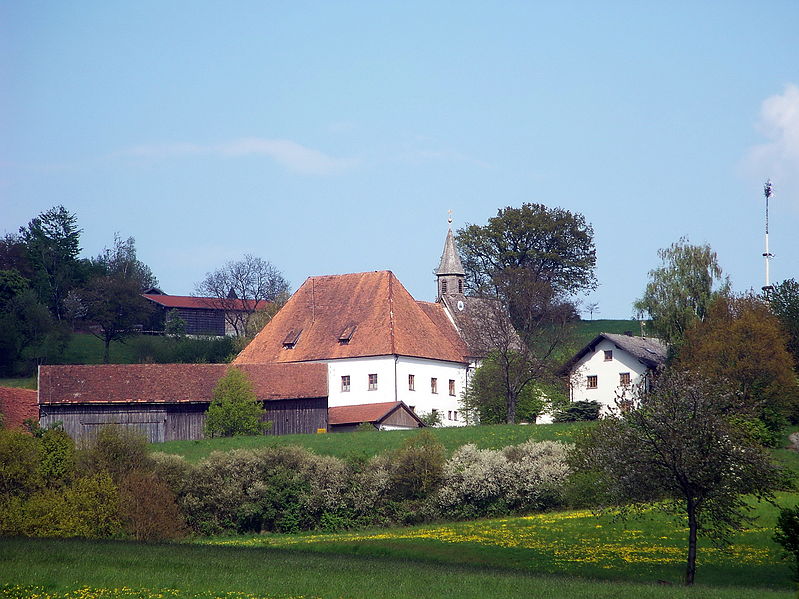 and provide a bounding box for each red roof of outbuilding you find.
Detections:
[38,363,327,405]
[234,271,467,365]
[328,401,422,426]
[142,294,268,311]
[0,387,38,429]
